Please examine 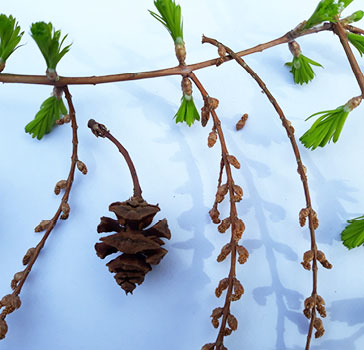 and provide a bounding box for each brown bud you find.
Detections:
[217,184,229,197]
[11,271,25,290]
[317,250,332,269]
[208,97,219,110]
[311,209,319,229]
[217,243,232,262]
[23,247,36,266]
[34,220,51,233]
[233,218,245,241]
[63,114,71,123]
[175,42,186,65]
[231,278,244,301]
[233,184,243,198]
[208,131,217,148]
[211,317,219,329]
[301,250,314,270]
[299,208,310,227]
[60,202,70,220]
[215,278,229,298]
[181,77,192,96]
[227,313,238,331]
[201,343,215,350]
[56,118,65,125]
[1,294,21,313]
[0,319,8,340]
[209,207,221,224]
[218,218,231,233]
[217,44,226,58]
[237,245,249,264]
[201,106,210,127]
[236,114,248,131]
[313,318,325,338]
[316,304,327,318]
[76,160,88,175]
[316,295,325,305]
[224,328,233,336]
[54,180,67,195]
[211,307,224,319]
[303,308,312,319]
[227,155,240,169]
[304,296,315,310]
[288,40,302,57]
